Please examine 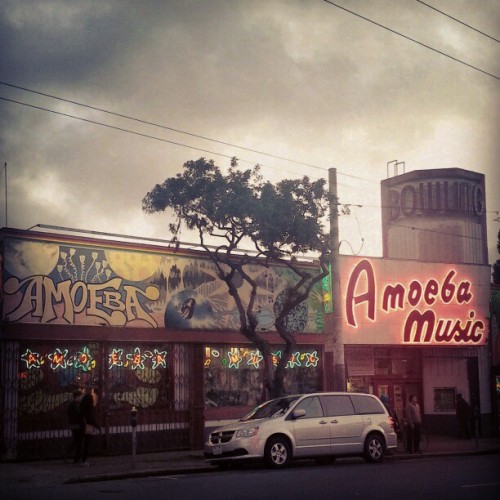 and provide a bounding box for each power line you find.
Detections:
[321,0,499,80]
[3,94,498,223]
[416,0,500,43]
[0,95,368,190]
[391,221,486,242]
[1,94,496,246]
[0,95,241,160]
[0,80,374,183]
